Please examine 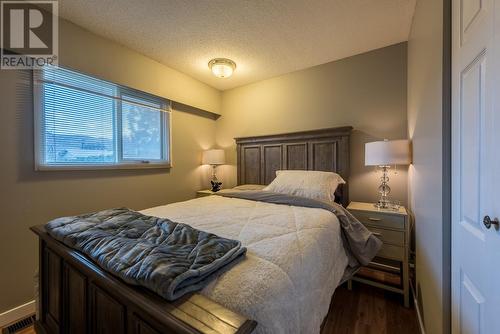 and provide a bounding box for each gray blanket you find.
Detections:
[217,190,382,280]
[45,208,246,301]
